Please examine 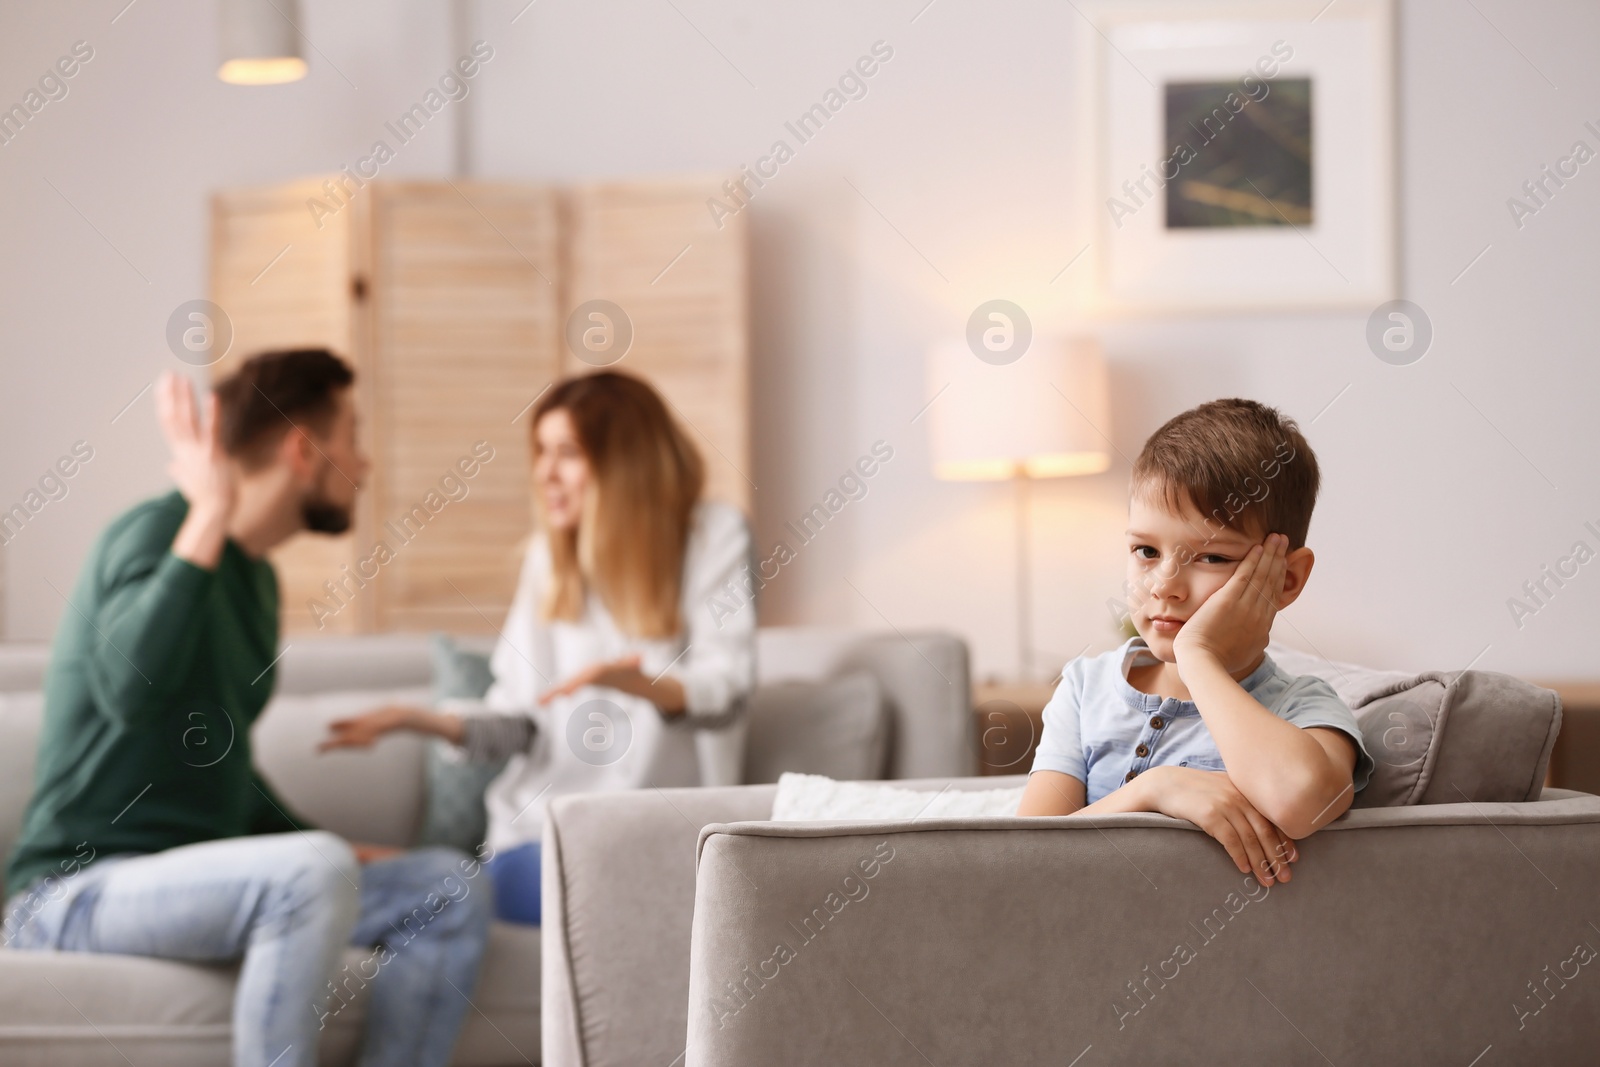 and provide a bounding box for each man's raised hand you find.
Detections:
[158,373,235,568]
